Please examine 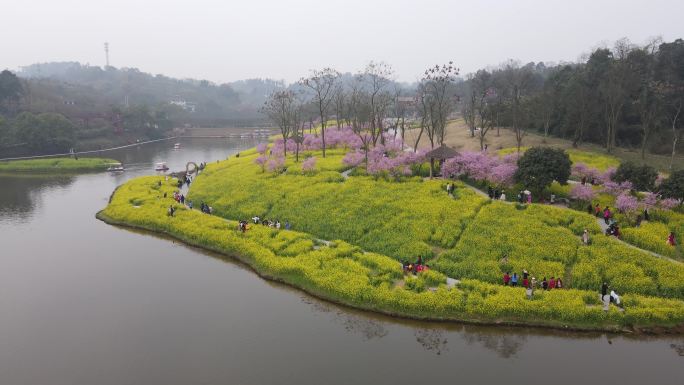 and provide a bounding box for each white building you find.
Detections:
[169,95,197,112]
